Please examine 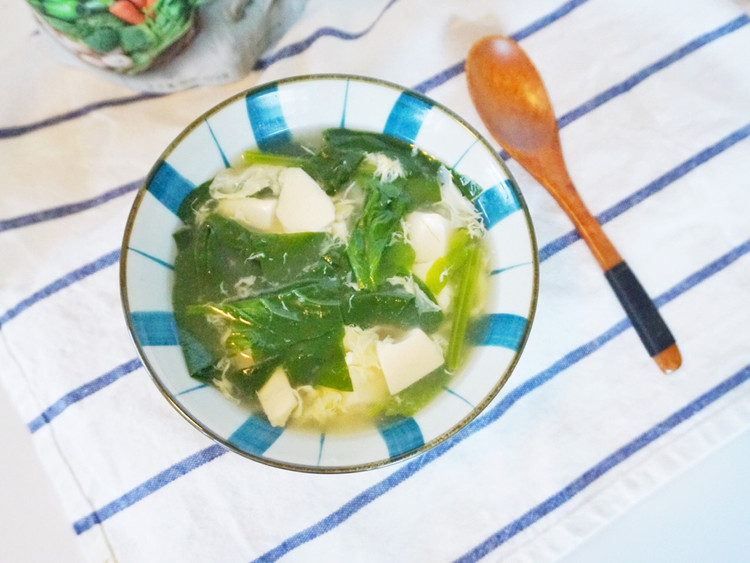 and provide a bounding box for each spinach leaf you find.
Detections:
[241,150,306,167]
[302,145,365,195]
[172,214,353,392]
[342,282,443,334]
[176,179,213,224]
[323,128,441,180]
[225,355,281,399]
[377,239,416,281]
[173,214,348,303]
[347,178,410,290]
[397,175,442,210]
[204,281,352,392]
[452,172,483,200]
[216,281,344,353]
[223,329,350,397]
[282,330,350,390]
